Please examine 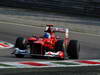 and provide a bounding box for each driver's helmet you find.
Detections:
[44,33,51,38]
